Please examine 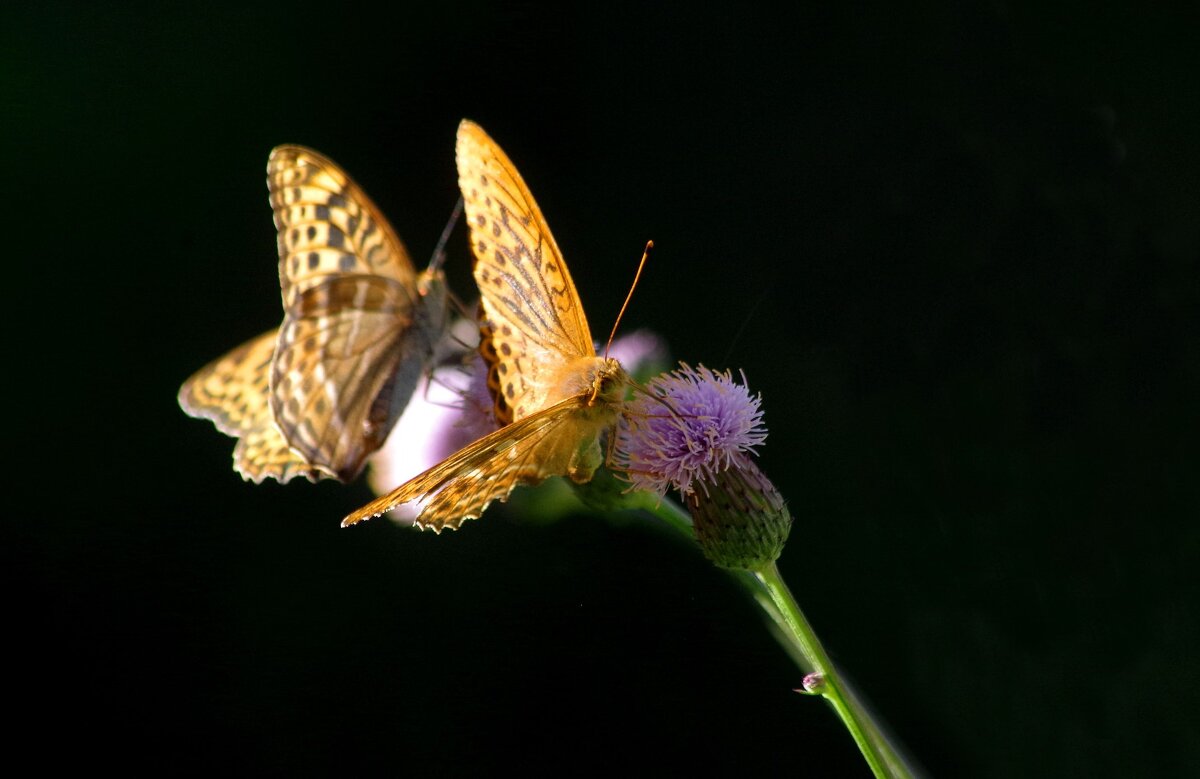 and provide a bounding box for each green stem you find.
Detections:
[755,562,912,778]
[633,494,914,779]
